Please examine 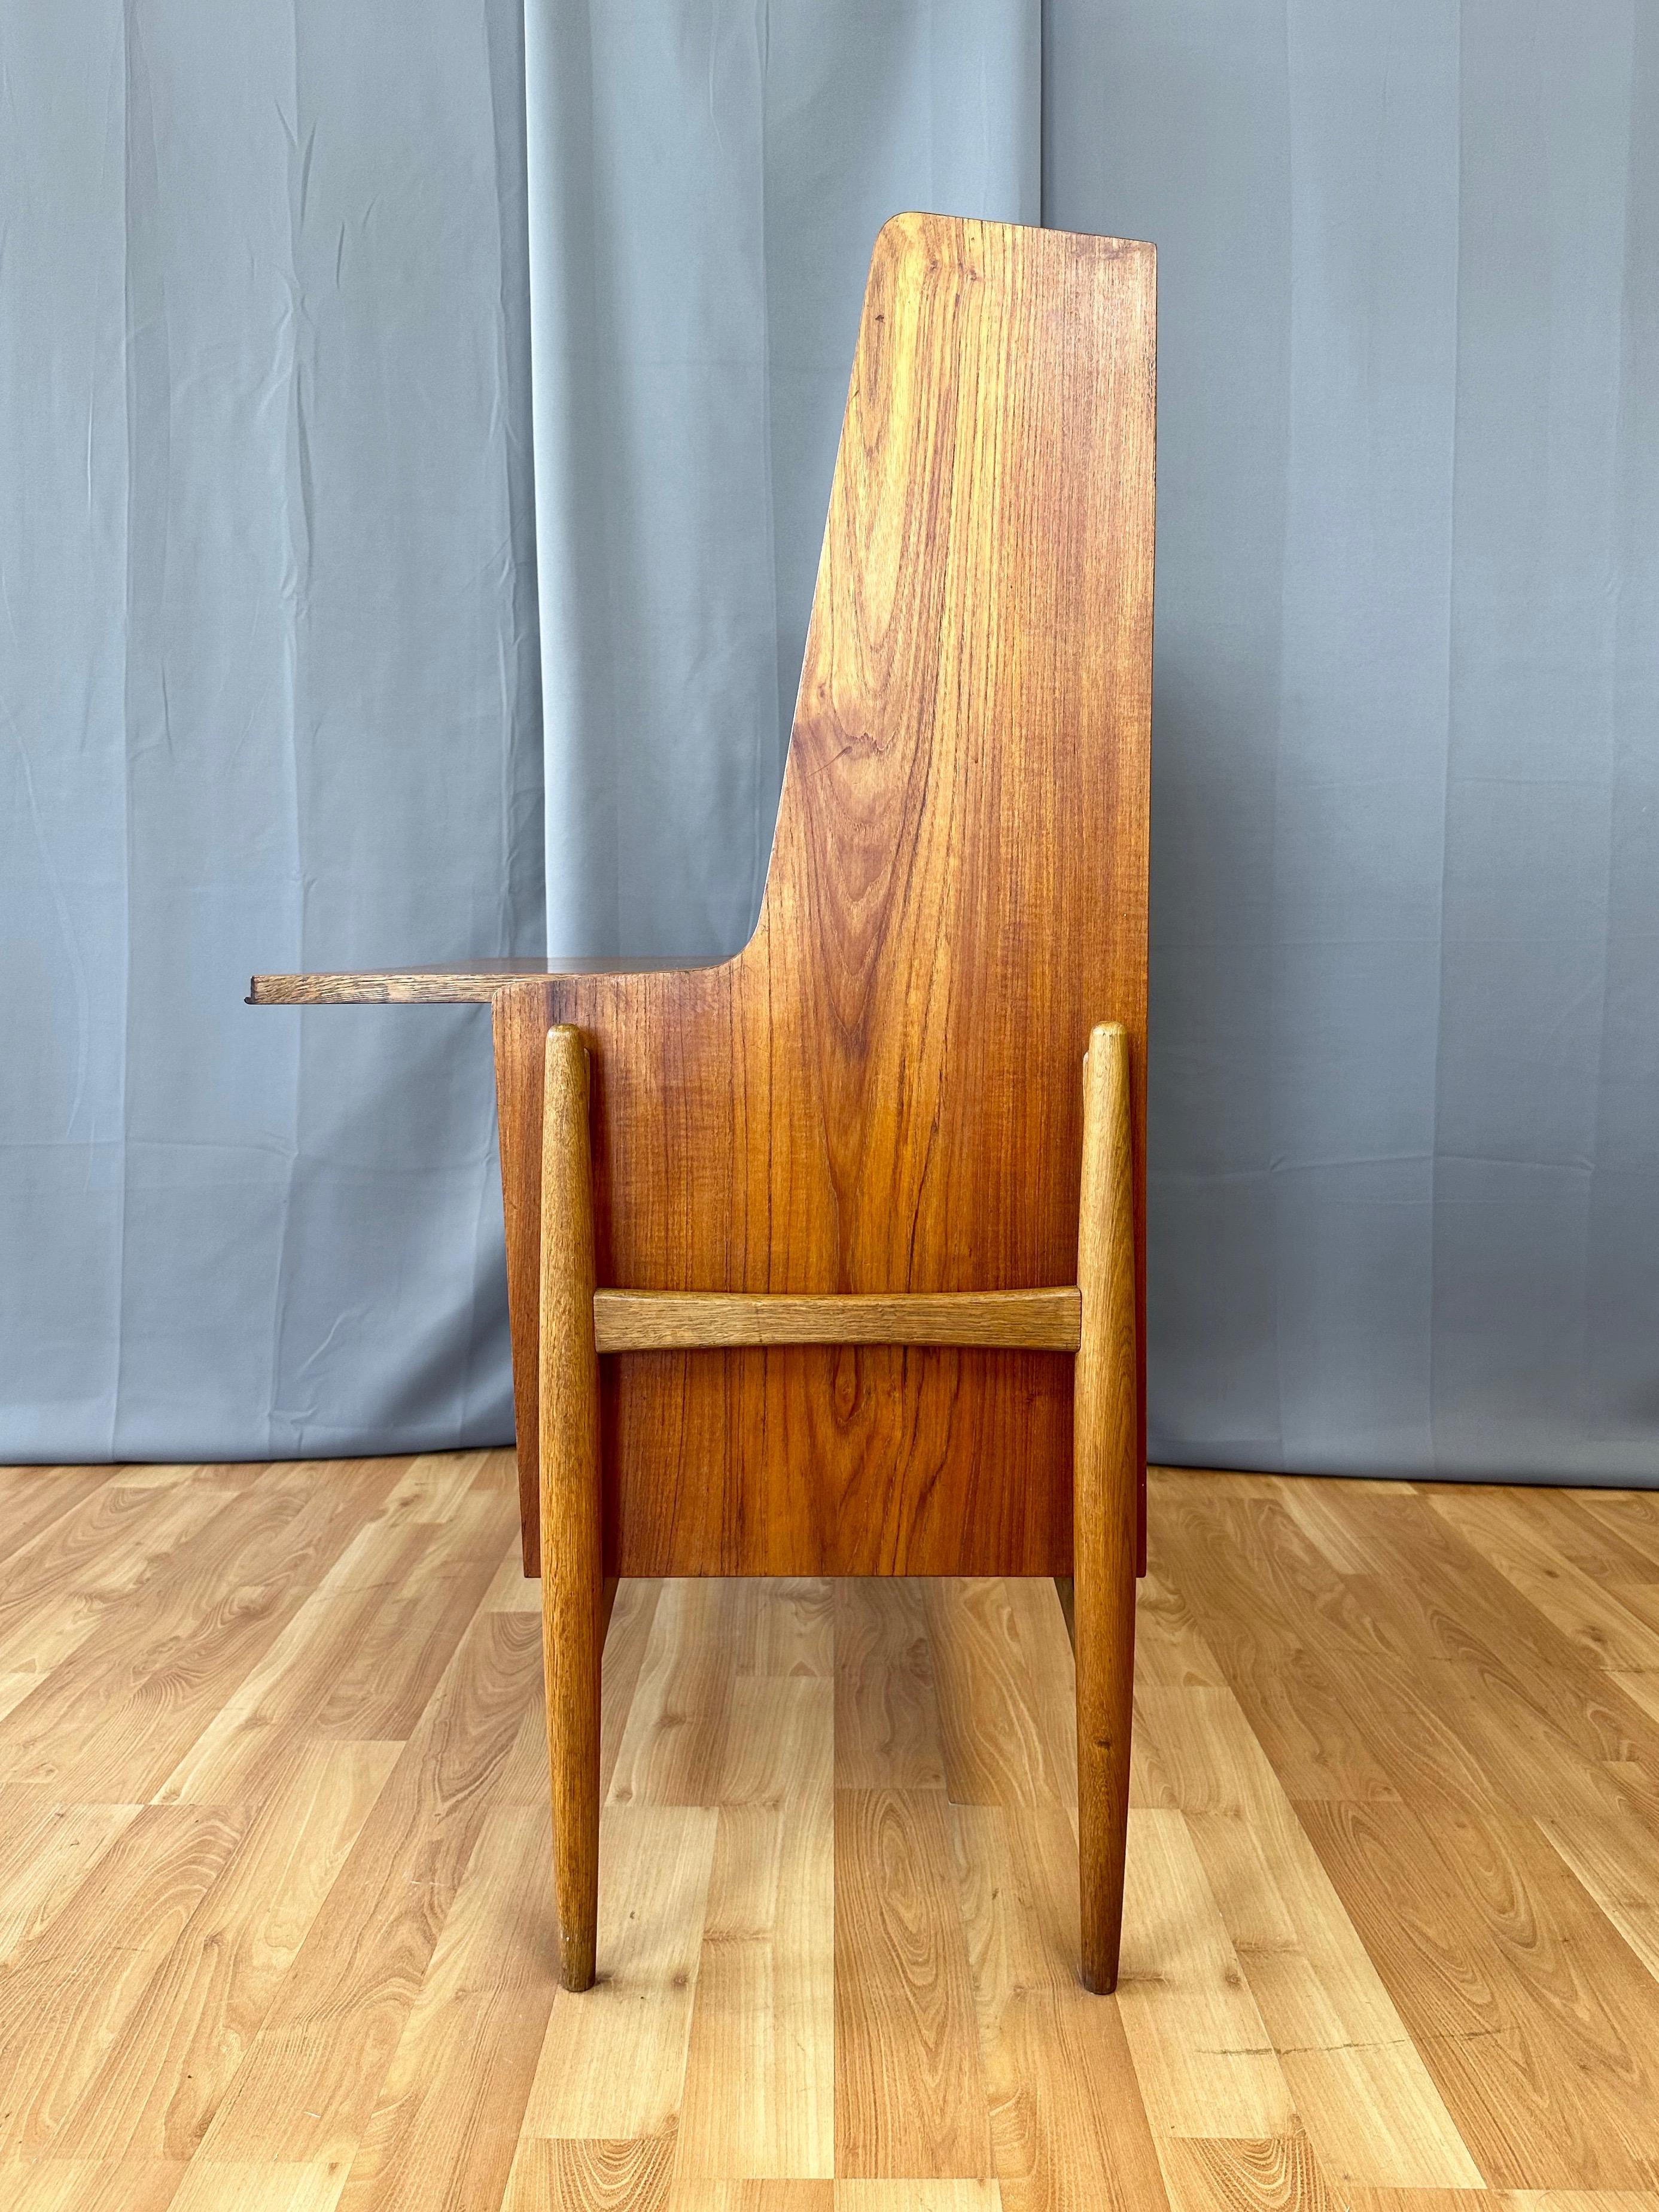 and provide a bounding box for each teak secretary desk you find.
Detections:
[252,213,1155,1996]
